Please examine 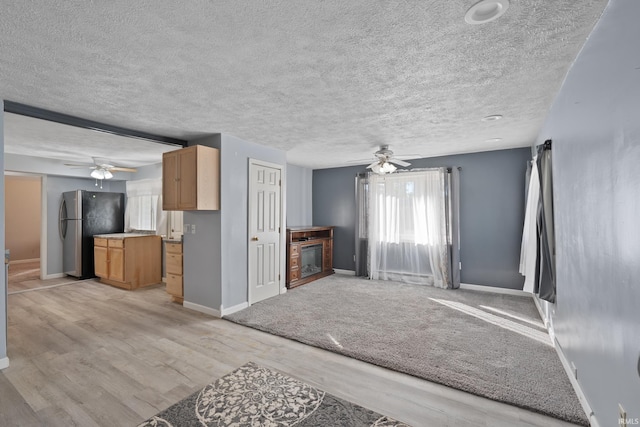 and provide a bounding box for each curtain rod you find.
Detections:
[356,166,461,177]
